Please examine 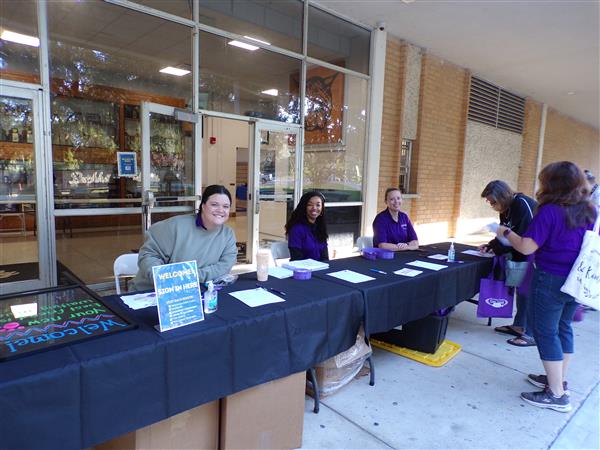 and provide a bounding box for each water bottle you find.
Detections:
[203,280,218,314]
[447,241,455,262]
